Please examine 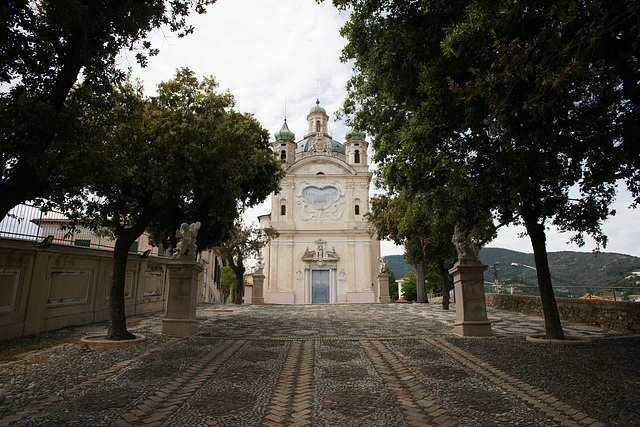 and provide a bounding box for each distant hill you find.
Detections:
[385,249,640,289]
[386,255,415,279]
[478,248,640,288]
